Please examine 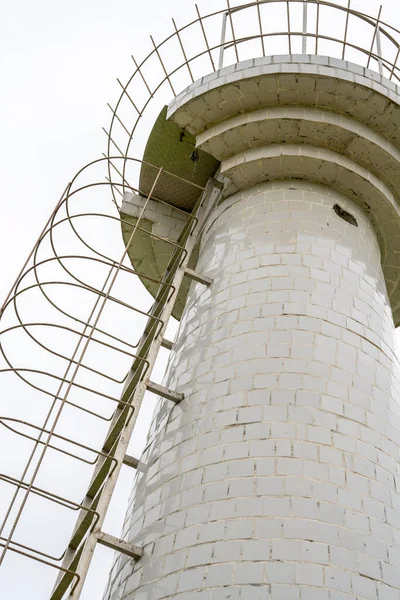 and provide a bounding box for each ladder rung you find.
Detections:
[161,337,174,350]
[146,380,183,403]
[123,454,139,469]
[184,267,213,286]
[97,531,142,560]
